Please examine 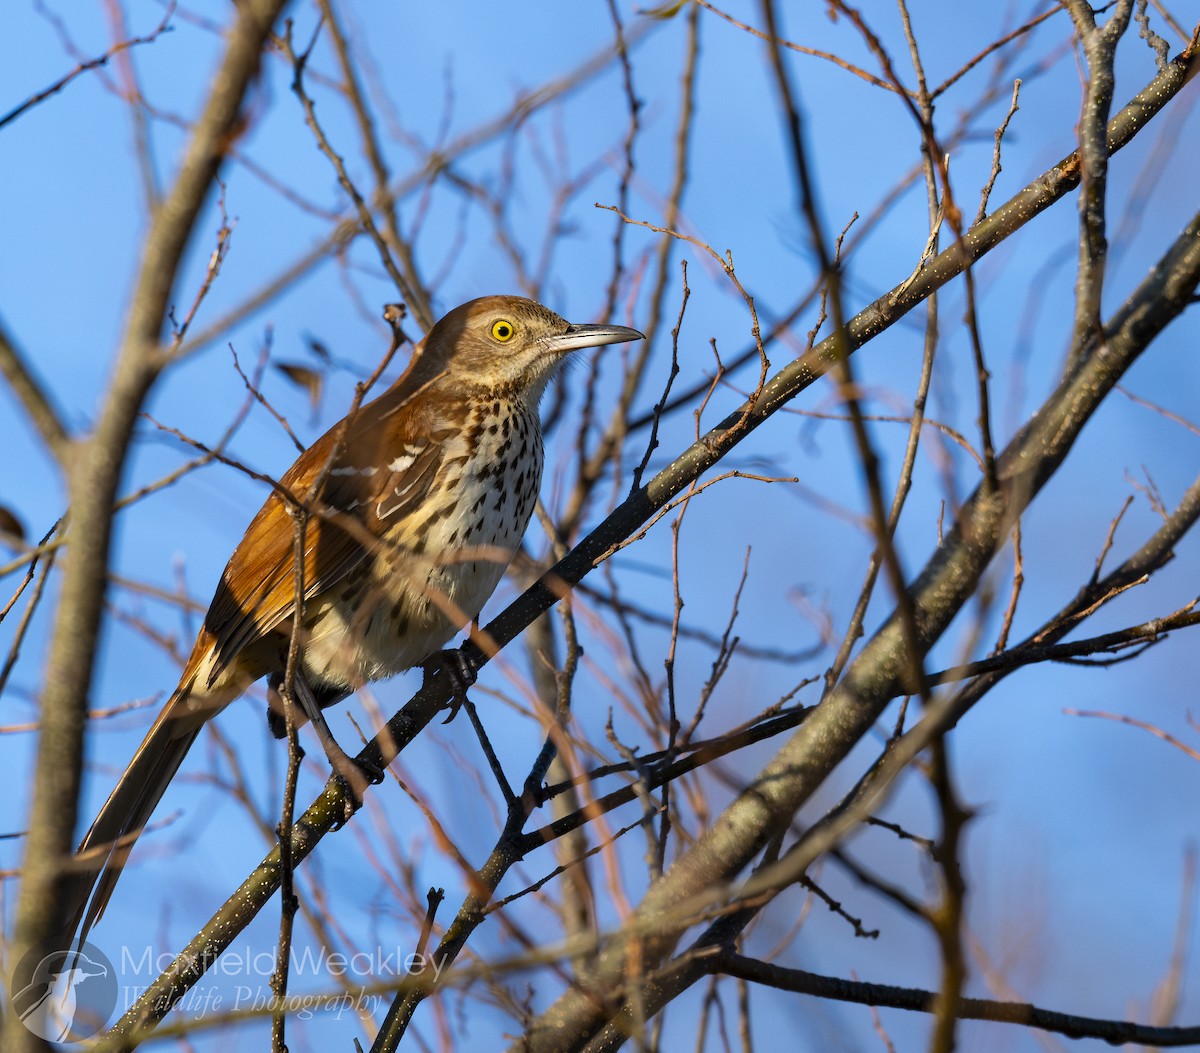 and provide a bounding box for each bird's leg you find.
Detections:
[421,645,481,723]
[266,673,350,739]
[292,672,385,820]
